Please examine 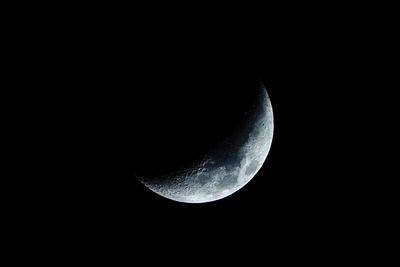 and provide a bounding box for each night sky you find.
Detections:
[21,7,368,254]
